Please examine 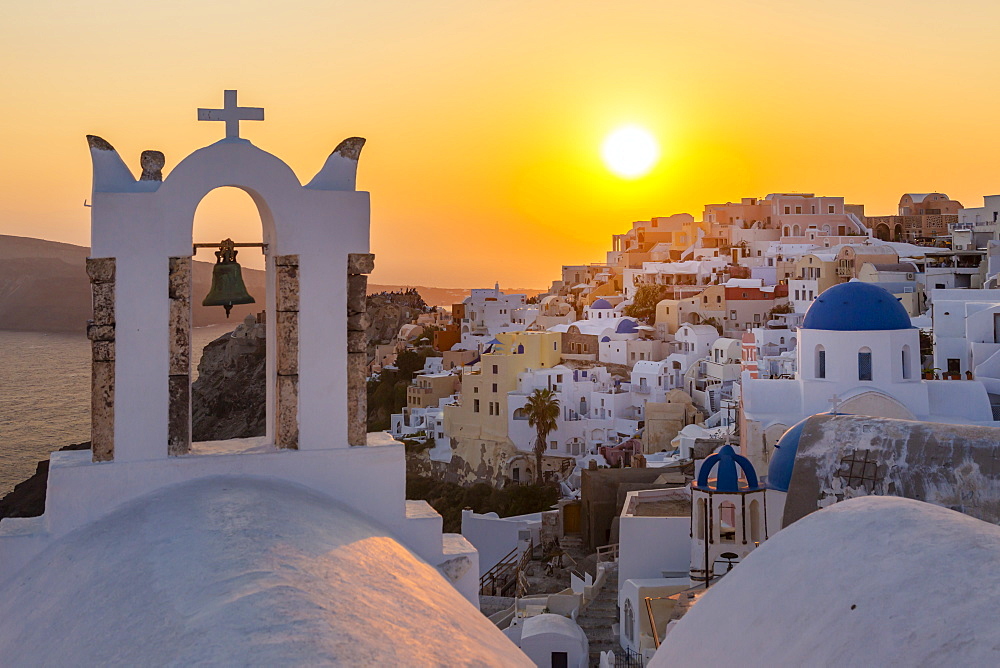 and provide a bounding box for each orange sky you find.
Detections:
[2,1,1000,288]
